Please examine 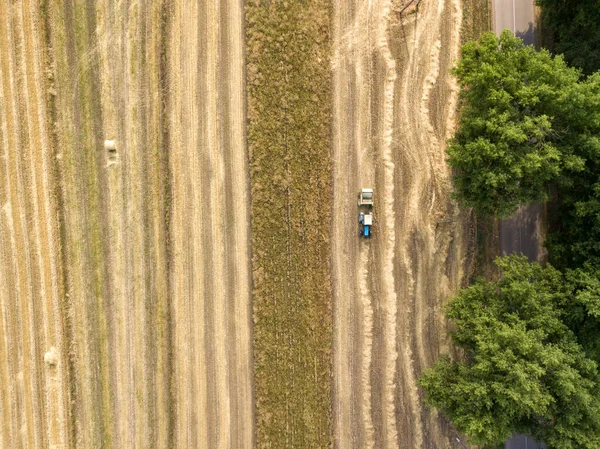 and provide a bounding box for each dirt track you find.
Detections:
[332,0,472,447]
[0,1,252,447]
